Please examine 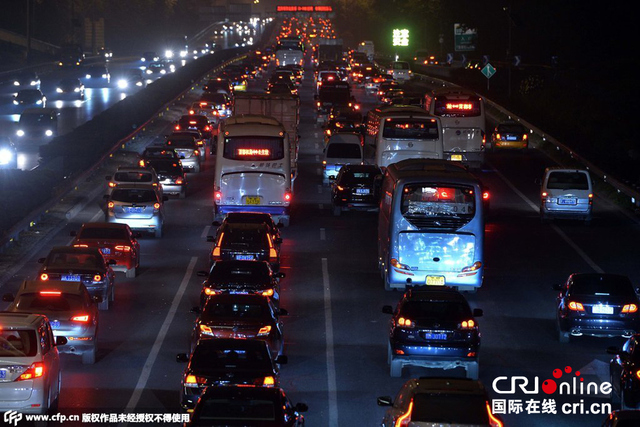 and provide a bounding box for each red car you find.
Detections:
[71,223,140,278]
